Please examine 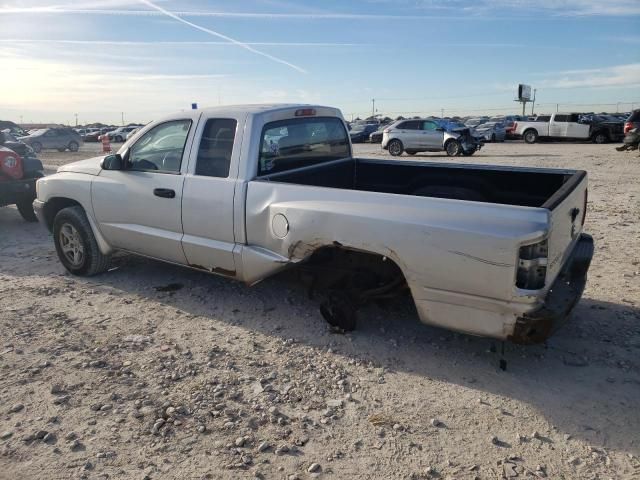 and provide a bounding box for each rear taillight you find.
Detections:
[624,122,632,134]
[516,239,548,290]
[0,152,23,180]
[582,189,588,226]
